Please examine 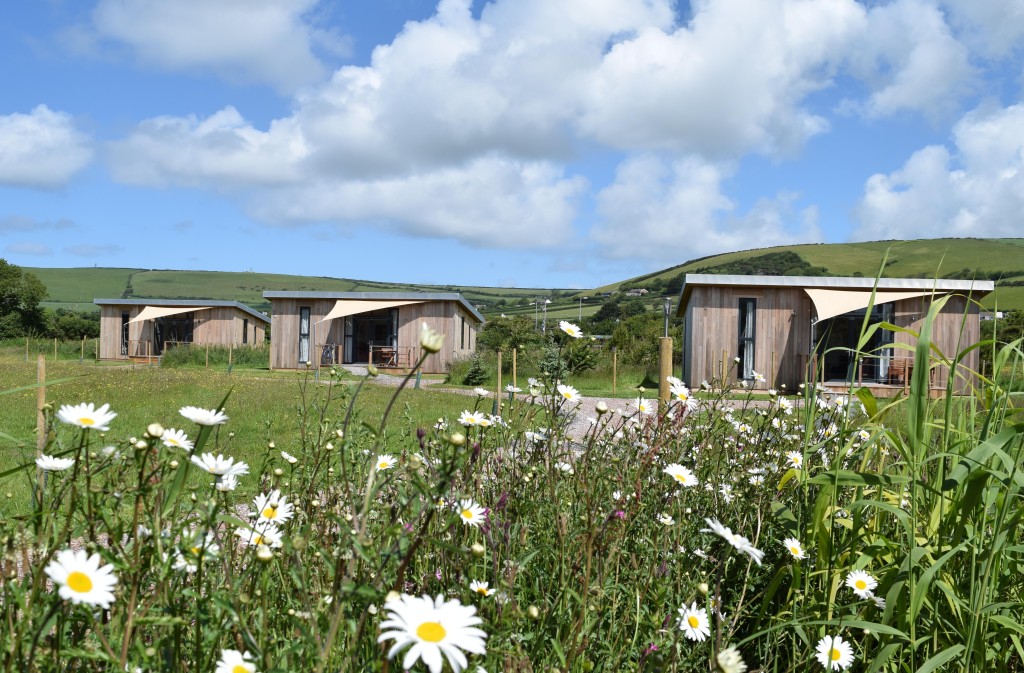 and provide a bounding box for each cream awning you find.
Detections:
[128,305,212,324]
[805,289,943,322]
[315,299,425,324]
